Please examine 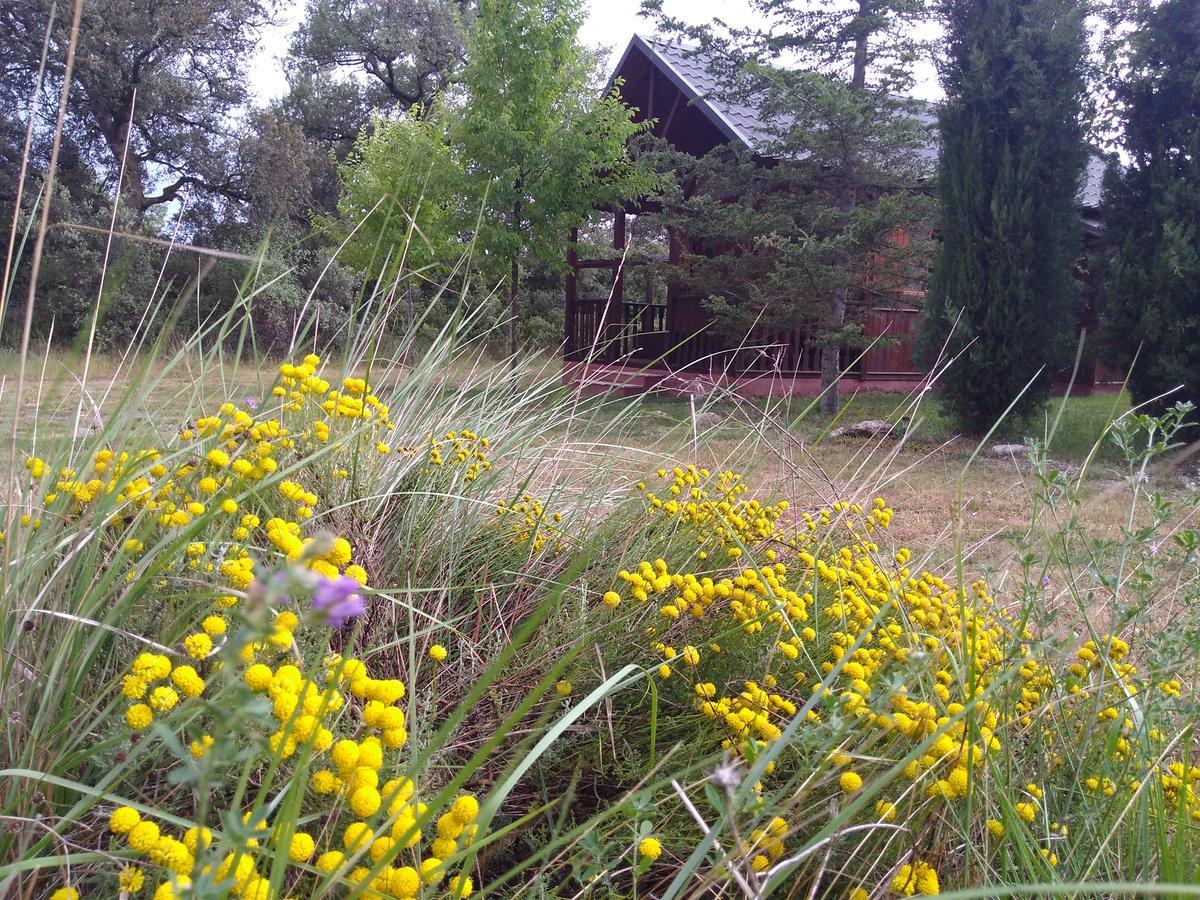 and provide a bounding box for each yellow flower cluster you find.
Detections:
[639,466,789,560]
[606,466,1197,894]
[426,430,491,482]
[20,355,375,613]
[112,629,482,897]
[494,494,564,553]
[52,355,507,897]
[746,815,788,873]
[891,859,940,895]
